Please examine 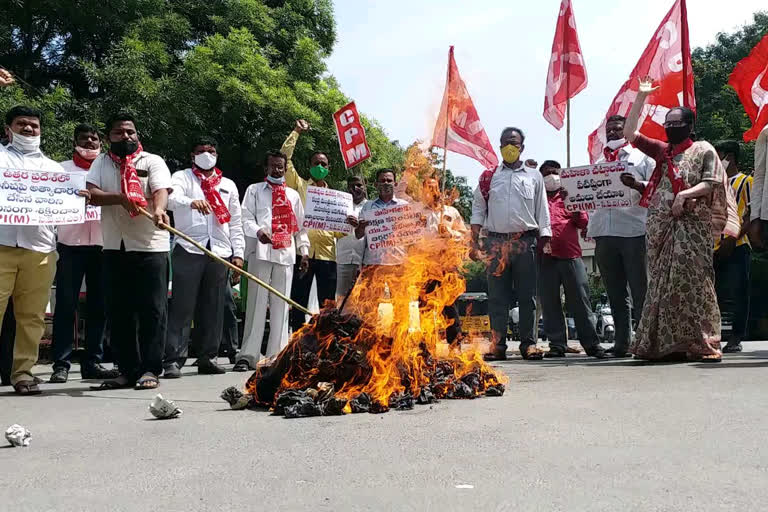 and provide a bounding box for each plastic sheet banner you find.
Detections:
[0,168,86,225]
[303,186,354,234]
[560,161,634,212]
